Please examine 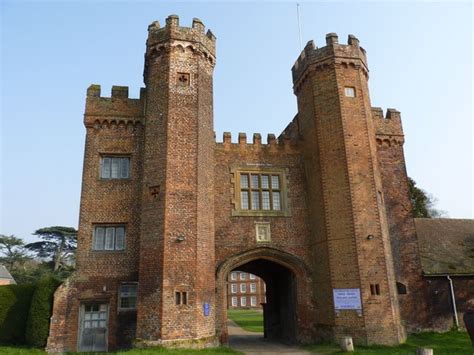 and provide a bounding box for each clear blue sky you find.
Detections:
[1,1,472,243]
